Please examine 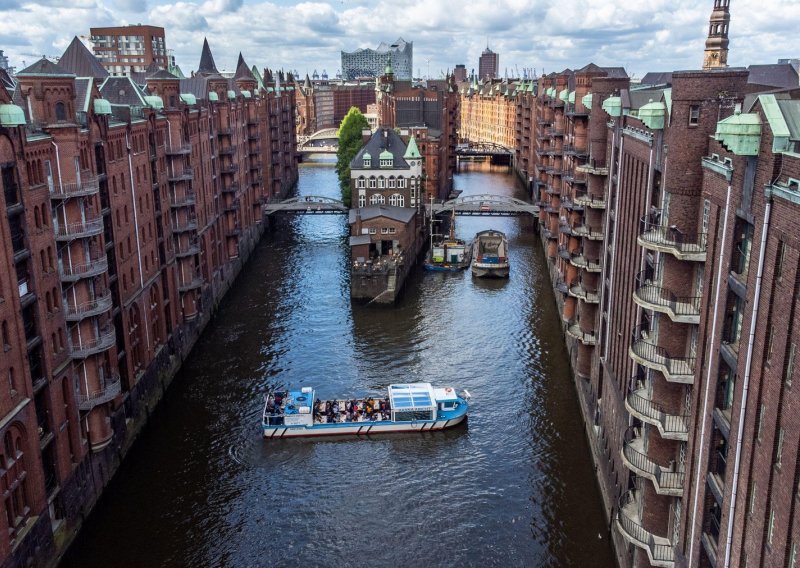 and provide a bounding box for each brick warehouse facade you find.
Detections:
[0,36,297,567]
[455,8,800,567]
